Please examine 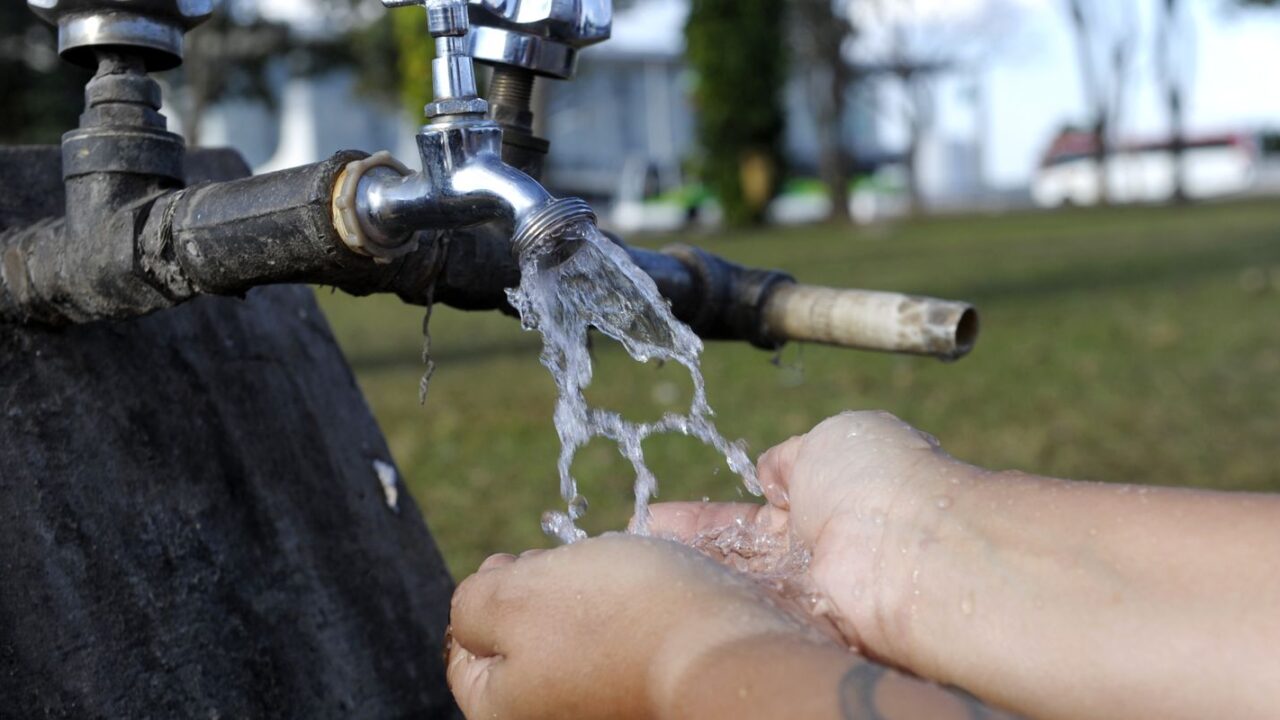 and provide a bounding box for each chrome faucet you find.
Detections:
[466,0,612,80]
[333,0,594,266]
